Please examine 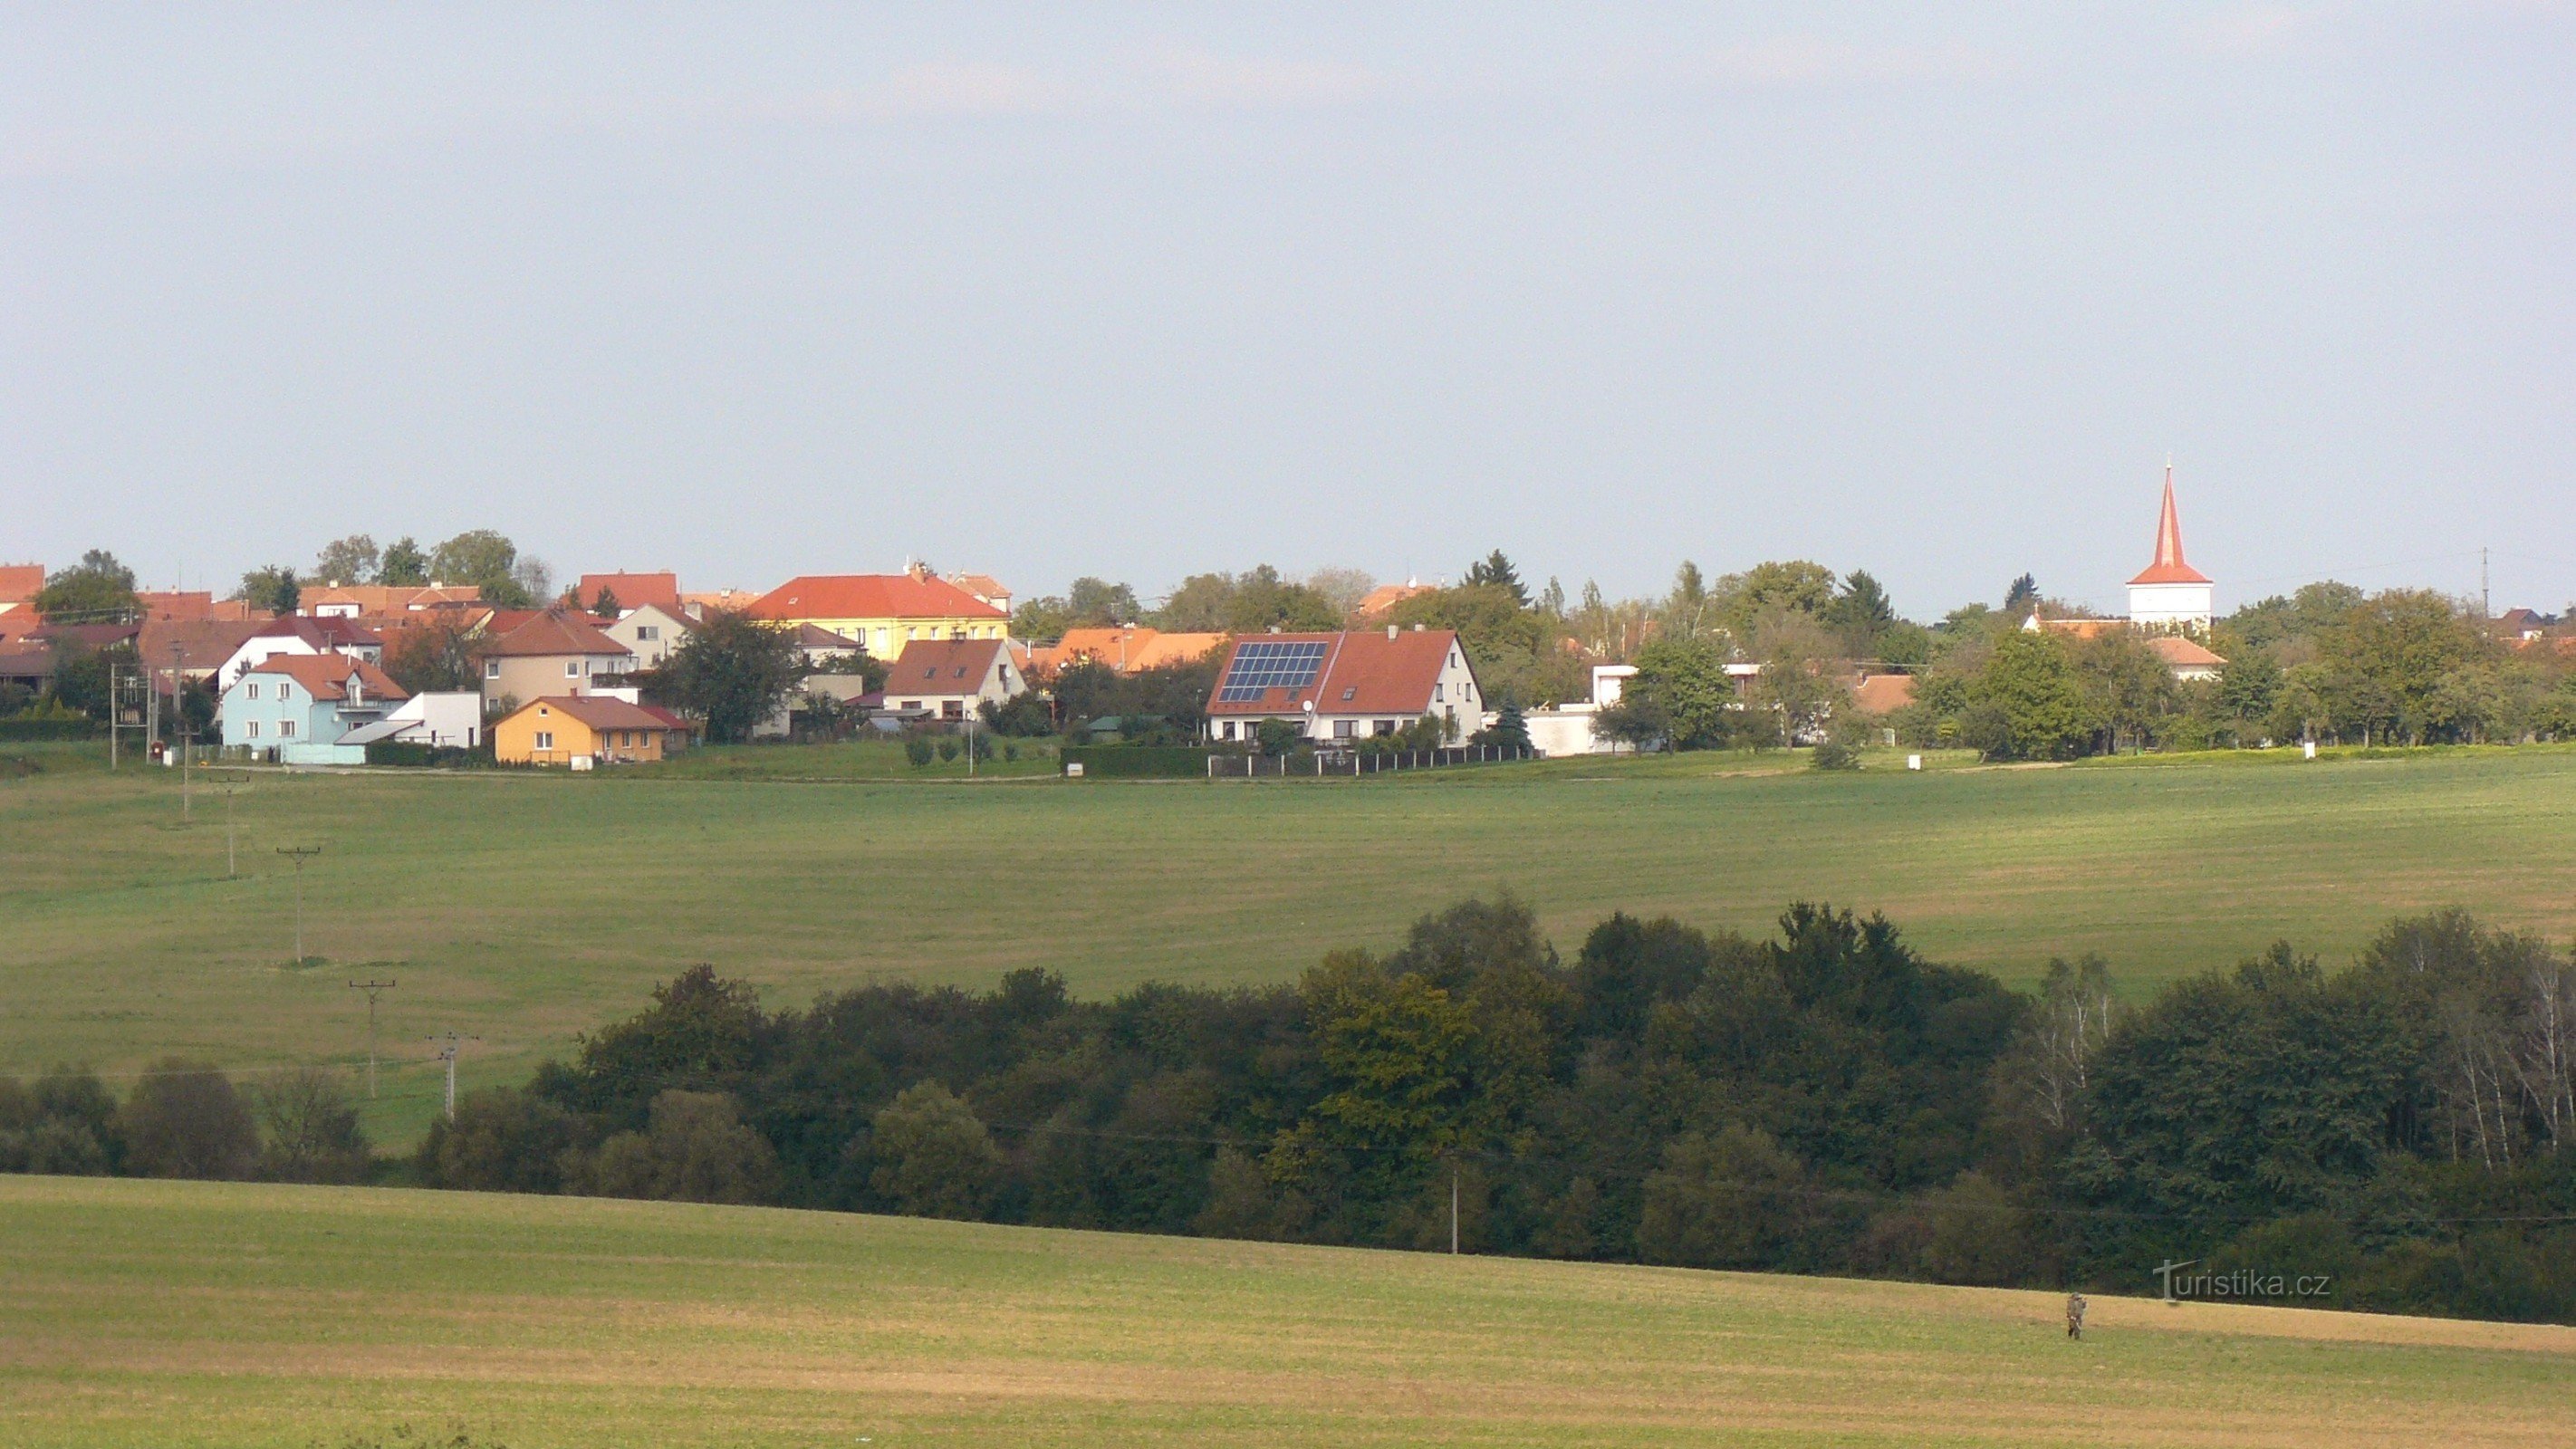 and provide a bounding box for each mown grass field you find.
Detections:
[7,741,2576,1143]
[2,1176,2569,1448]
